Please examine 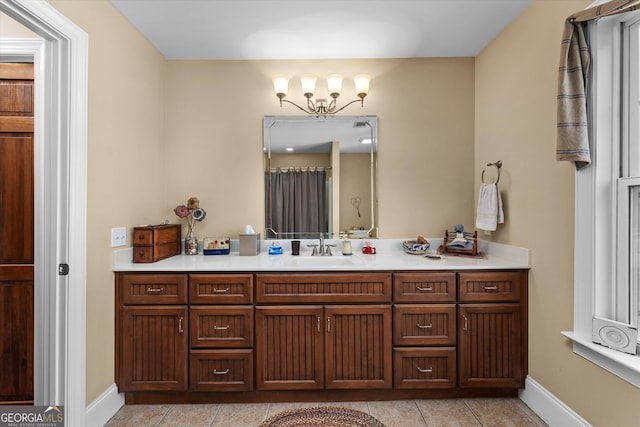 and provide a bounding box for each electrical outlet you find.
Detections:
[111,227,127,248]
